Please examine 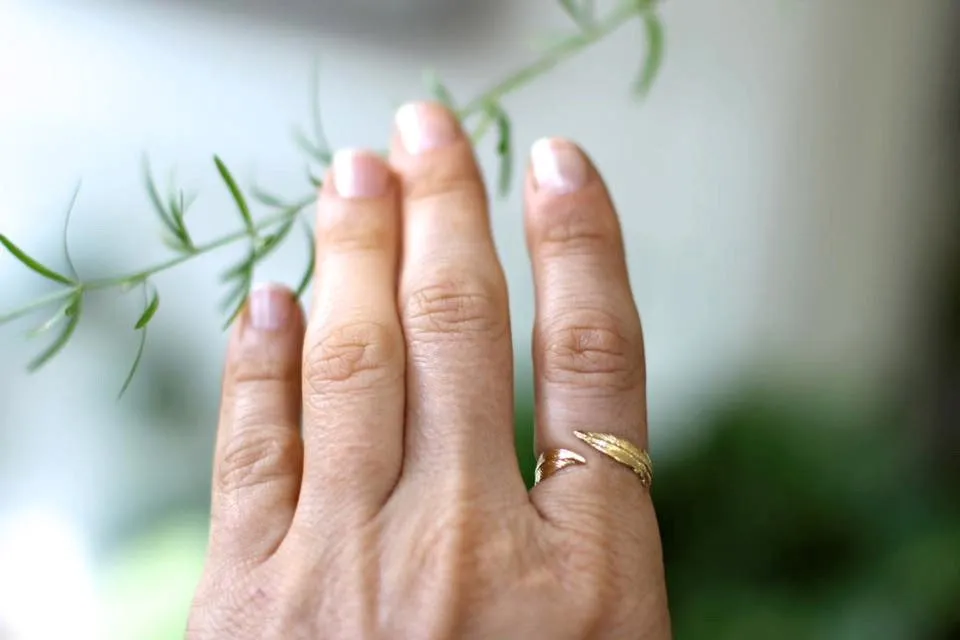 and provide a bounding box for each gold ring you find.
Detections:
[535,449,586,485]
[533,432,653,489]
[574,430,653,489]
